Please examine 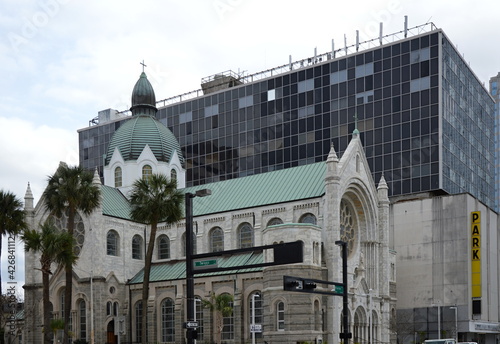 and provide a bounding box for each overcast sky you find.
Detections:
[1,0,499,293]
